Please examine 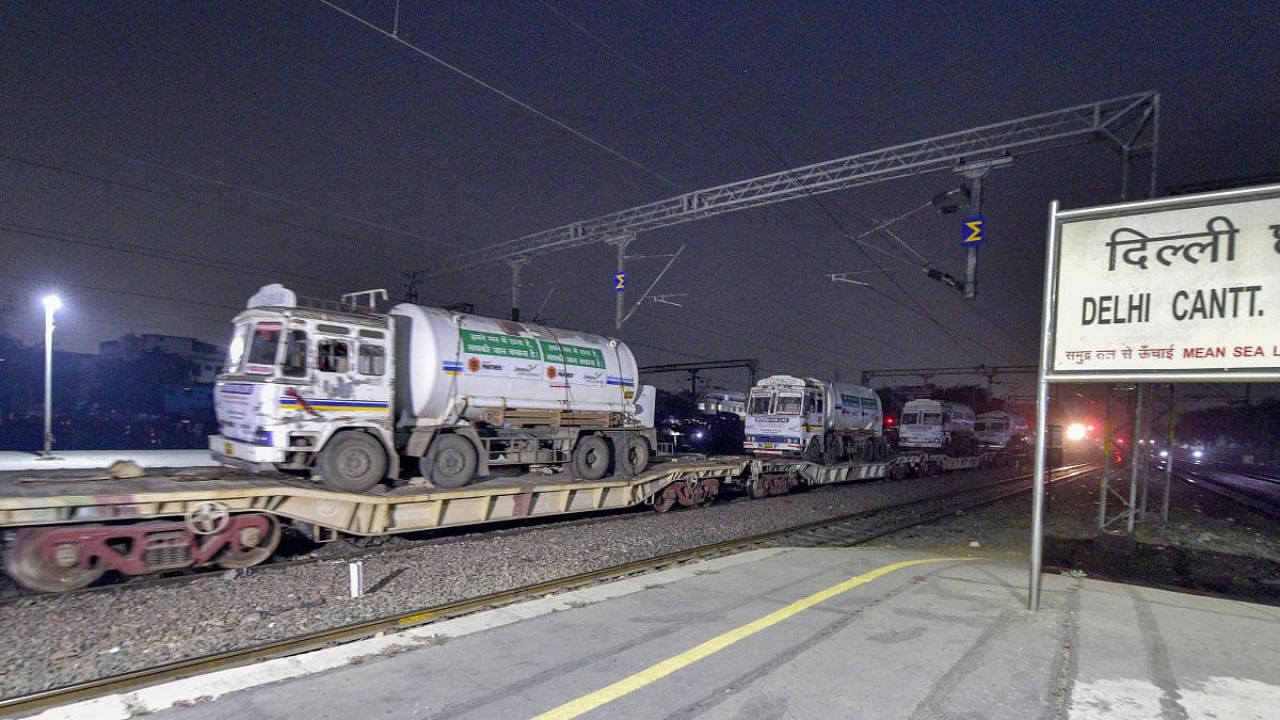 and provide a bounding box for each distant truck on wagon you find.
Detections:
[973,410,1030,450]
[897,399,977,455]
[743,375,889,462]
[211,284,657,492]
